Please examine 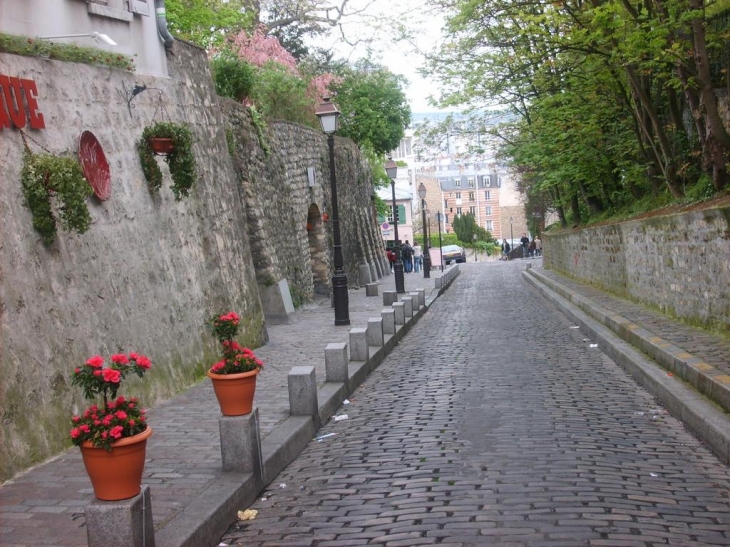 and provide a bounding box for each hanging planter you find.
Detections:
[138,122,197,201]
[20,149,93,245]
